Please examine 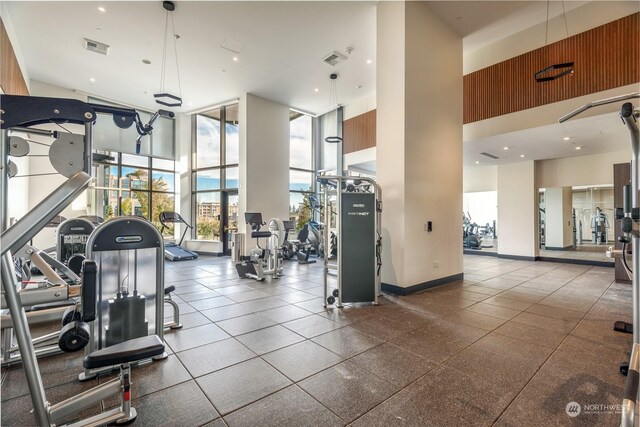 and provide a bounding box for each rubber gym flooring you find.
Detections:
[1,255,633,426]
